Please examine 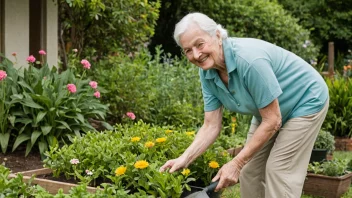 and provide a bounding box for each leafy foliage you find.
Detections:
[58,0,161,65]
[323,76,352,137]
[93,47,204,127]
[43,121,232,196]
[276,0,352,54]
[151,0,319,61]
[313,130,335,153]
[308,159,349,176]
[0,57,110,156]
